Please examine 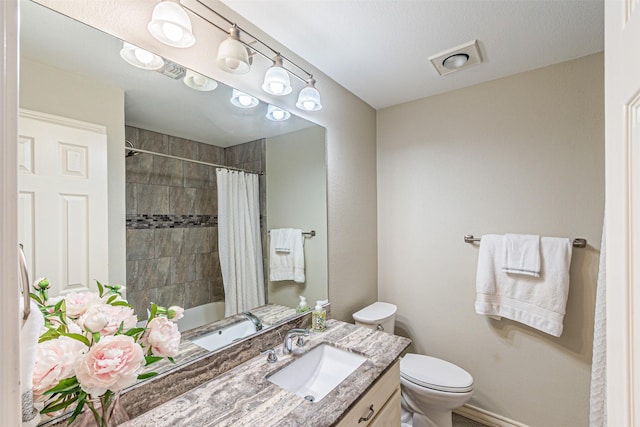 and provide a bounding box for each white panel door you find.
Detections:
[605,0,640,425]
[18,109,108,296]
